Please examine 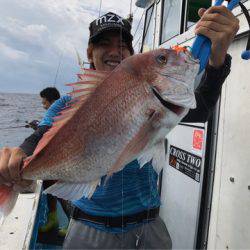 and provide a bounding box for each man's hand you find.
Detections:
[0,147,27,186]
[195,6,239,68]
